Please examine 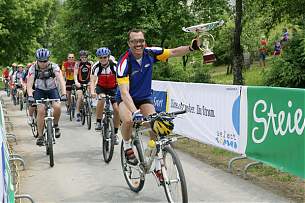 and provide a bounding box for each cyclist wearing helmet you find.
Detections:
[62,53,76,114]
[74,50,92,122]
[23,63,35,124]
[11,64,25,104]
[9,63,18,96]
[2,66,10,92]
[116,28,199,172]
[91,47,120,144]
[27,48,67,146]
